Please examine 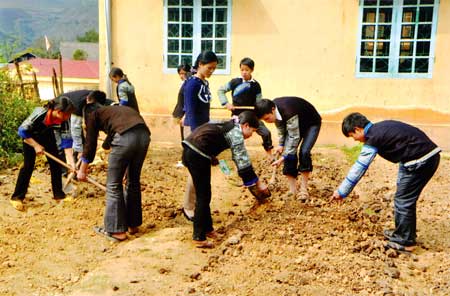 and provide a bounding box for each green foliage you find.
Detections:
[0,69,39,168]
[341,143,363,163]
[76,29,99,43]
[73,49,88,60]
